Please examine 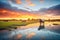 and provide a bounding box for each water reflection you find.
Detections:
[0,22,60,40]
[26,32,36,39]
